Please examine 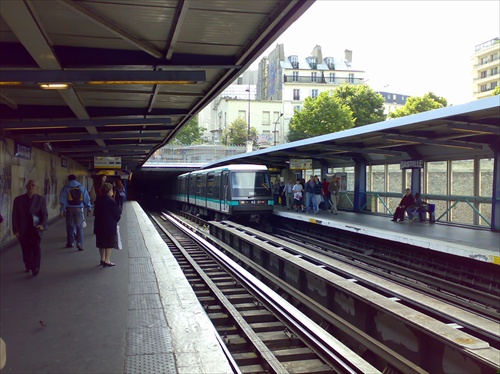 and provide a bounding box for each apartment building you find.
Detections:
[472,37,500,100]
[256,44,365,137]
